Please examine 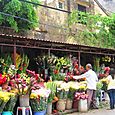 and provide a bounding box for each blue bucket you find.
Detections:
[34,110,46,115]
[2,111,13,115]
